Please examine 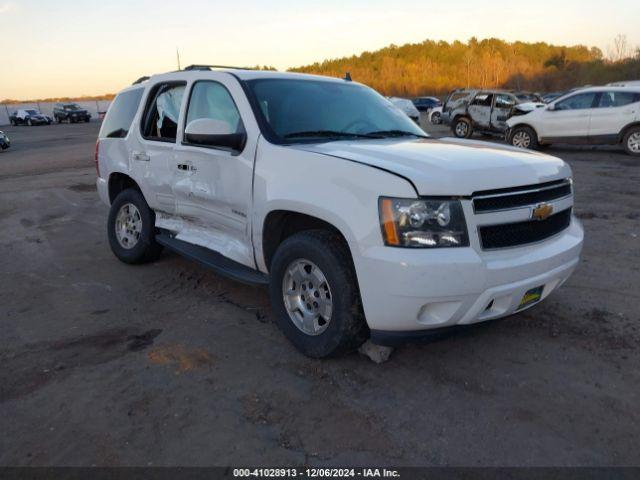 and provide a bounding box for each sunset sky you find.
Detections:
[2,0,639,99]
